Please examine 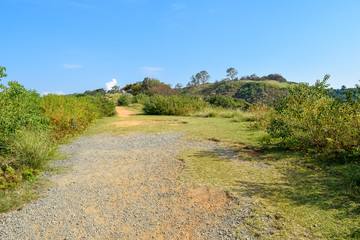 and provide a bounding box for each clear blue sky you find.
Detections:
[1,0,359,94]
